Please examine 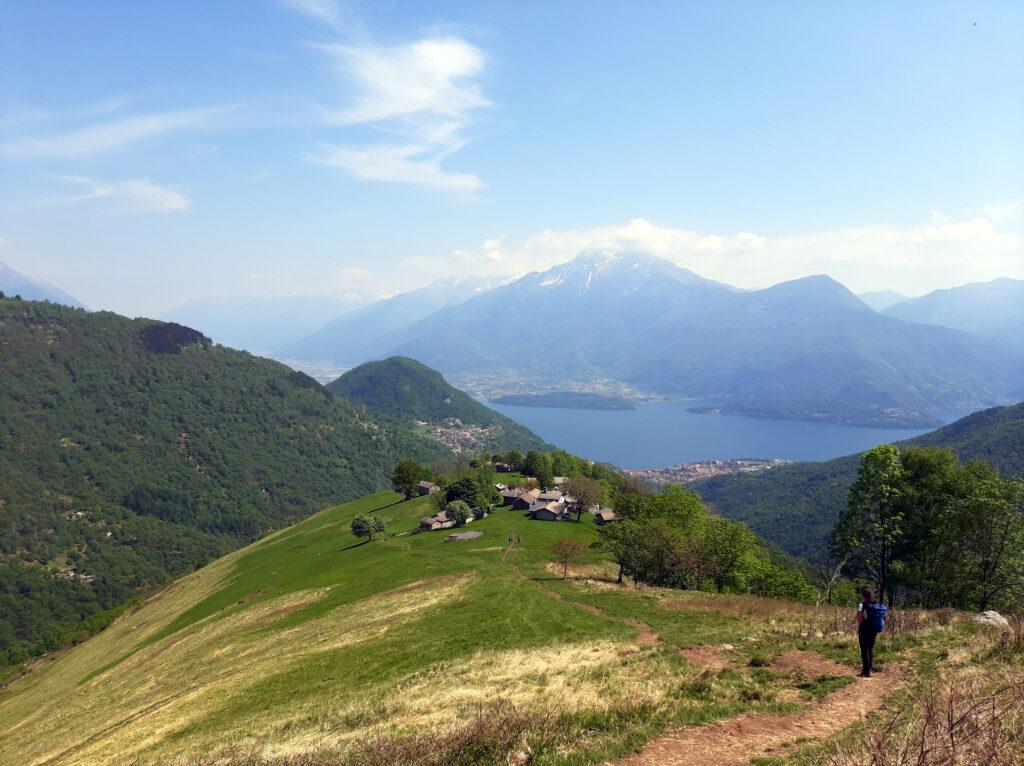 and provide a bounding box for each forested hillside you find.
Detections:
[327,356,549,453]
[694,402,1024,559]
[0,299,448,668]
